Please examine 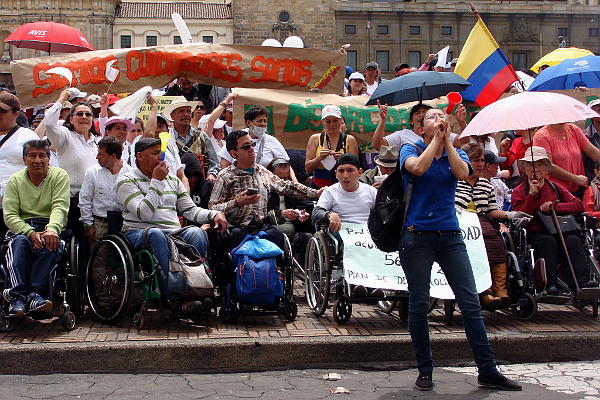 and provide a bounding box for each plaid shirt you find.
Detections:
[209,164,318,228]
